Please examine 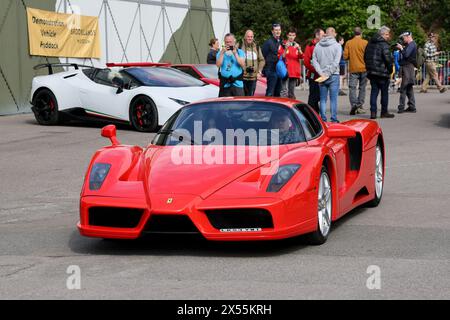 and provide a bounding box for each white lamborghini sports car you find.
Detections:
[30,62,219,132]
